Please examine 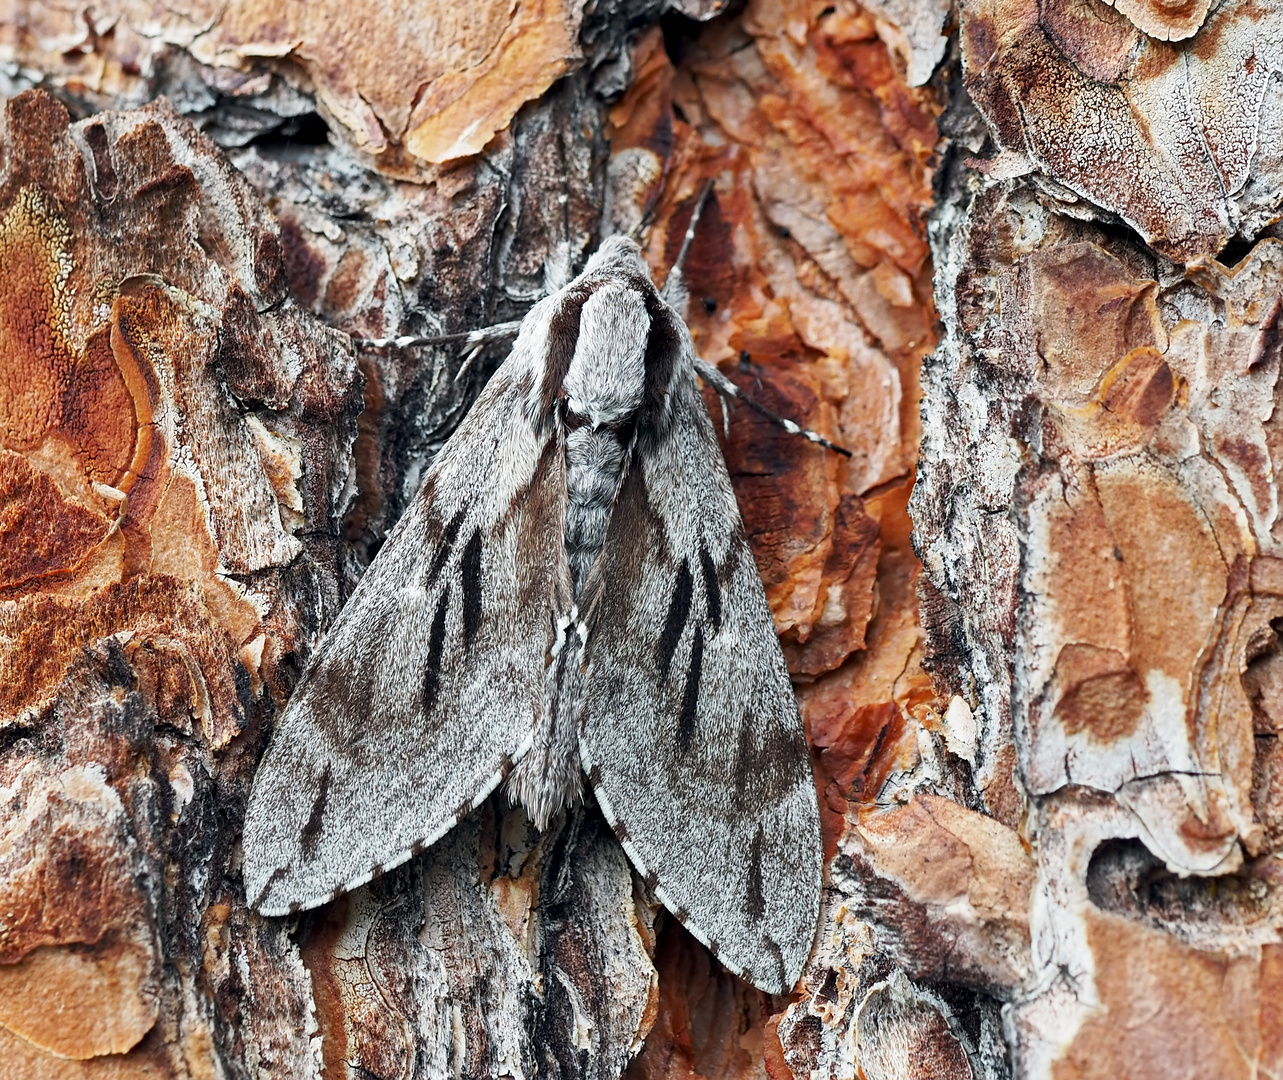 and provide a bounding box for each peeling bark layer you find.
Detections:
[915,27,1283,1073]
[2,0,1280,1075]
[0,88,359,1078]
[960,0,1283,261]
